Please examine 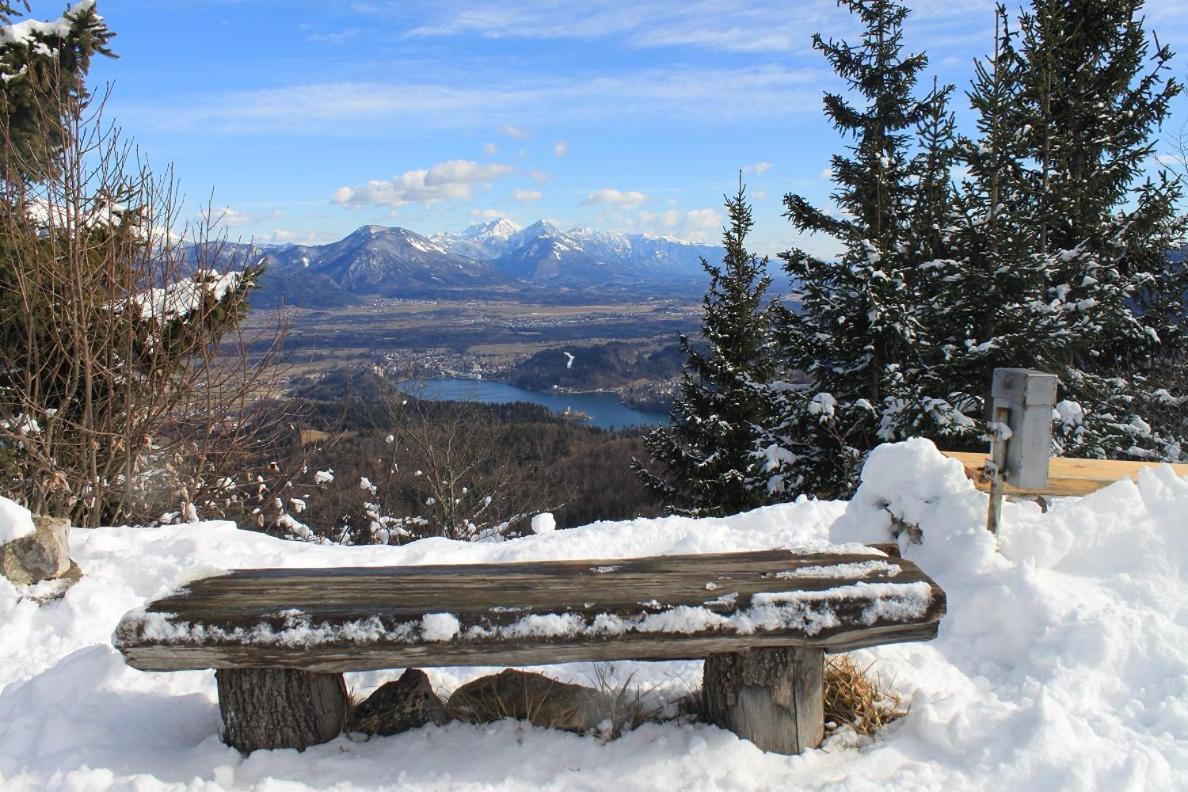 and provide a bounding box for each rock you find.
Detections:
[346,669,449,737]
[0,515,72,585]
[20,561,84,604]
[447,669,611,734]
